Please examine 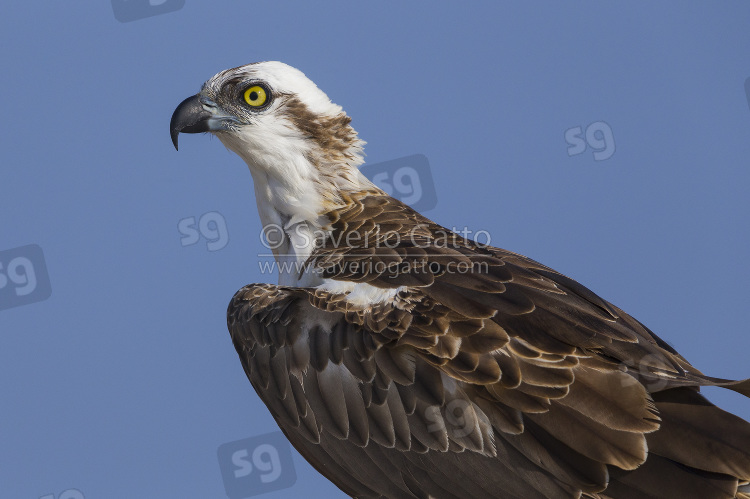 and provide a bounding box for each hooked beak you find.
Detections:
[170,95,234,150]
